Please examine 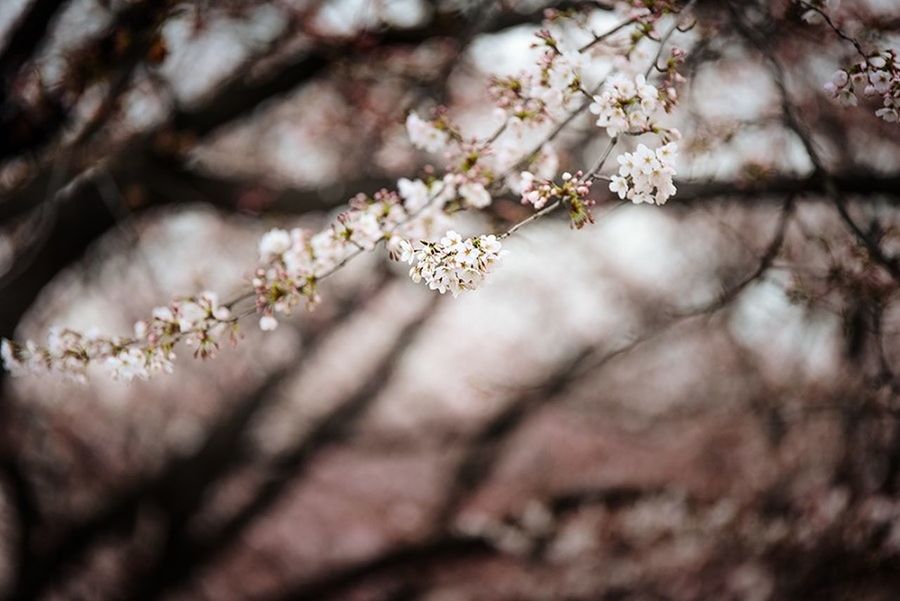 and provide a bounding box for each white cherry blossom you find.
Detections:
[405,112,450,153]
[610,143,678,206]
[408,231,506,297]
